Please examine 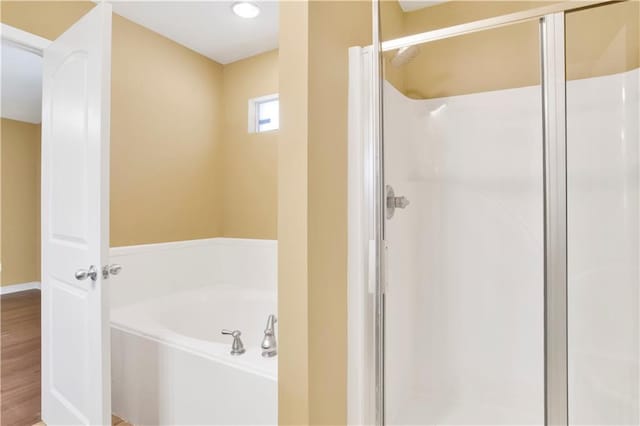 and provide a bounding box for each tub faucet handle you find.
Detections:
[261,314,277,358]
[221,329,246,356]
